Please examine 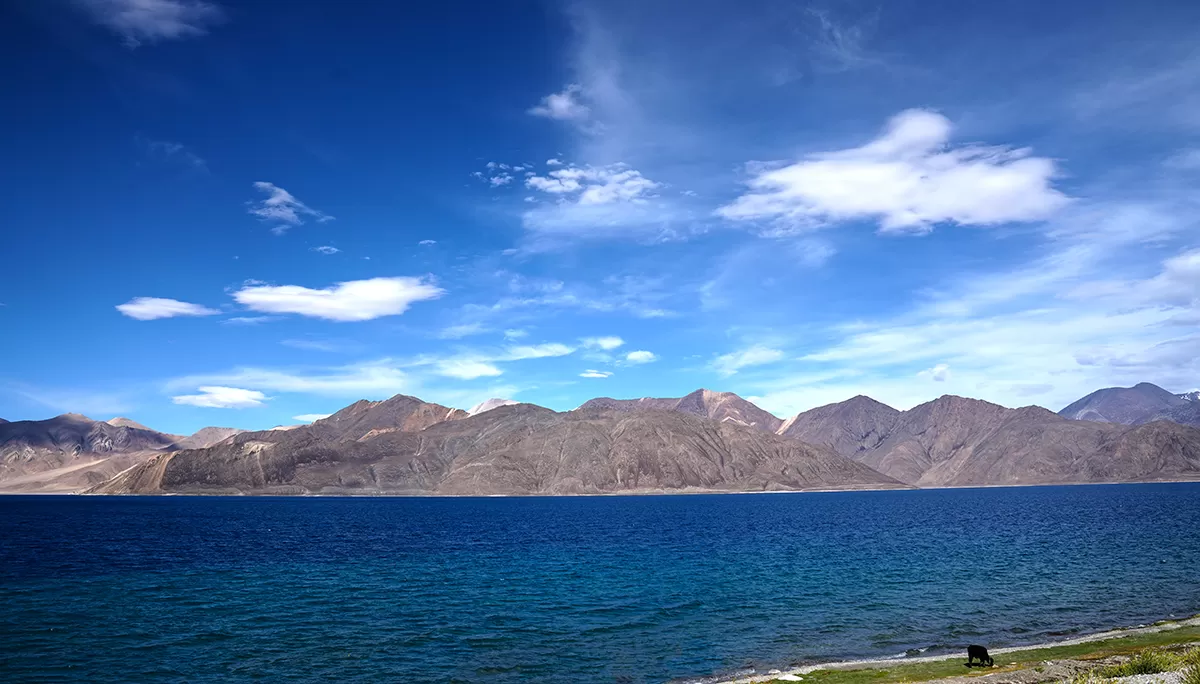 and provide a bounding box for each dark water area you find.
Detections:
[2,484,1200,683]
